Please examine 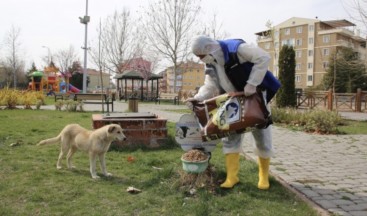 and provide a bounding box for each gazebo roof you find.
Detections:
[114,70,162,80]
